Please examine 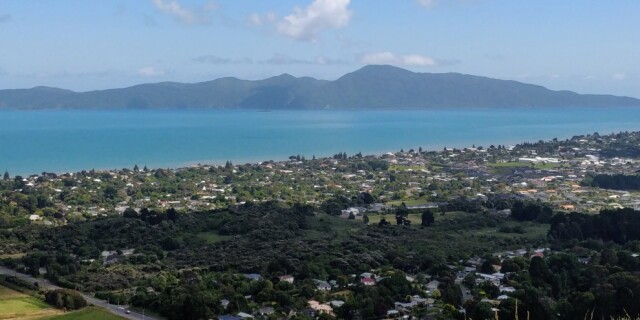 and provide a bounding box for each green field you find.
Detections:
[197,231,231,244]
[0,284,123,320]
[43,307,126,320]
[363,210,549,255]
[385,198,431,207]
[0,285,61,319]
[389,164,427,171]
[489,161,565,174]
[366,213,424,225]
